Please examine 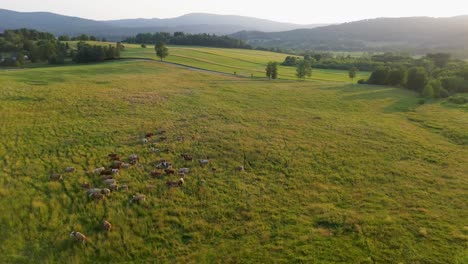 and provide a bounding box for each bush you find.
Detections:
[448,96,467,104]
[141,44,147,48]
[418,99,426,105]
[367,67,390,85]
[357,79,367,84]
[441,77,468,94]
[439,88,450,98]
[406,67,428,92]
[422,84,434,98]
